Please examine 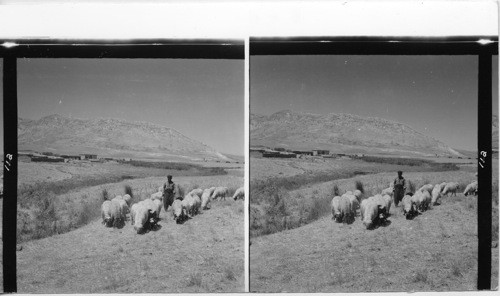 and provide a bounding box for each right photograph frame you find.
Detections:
[248,37,498,292]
